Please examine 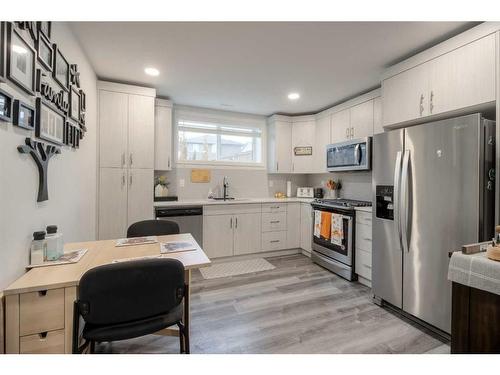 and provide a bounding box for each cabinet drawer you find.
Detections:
[356,211,372,225]
[204,203,262,216]
[261,231,287,251]
[262,212,287,232]
[20,329,65,354]
[262,203,287,213]
[355,249,372,281]
[355,224,372,252]
[20,289,65,336]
